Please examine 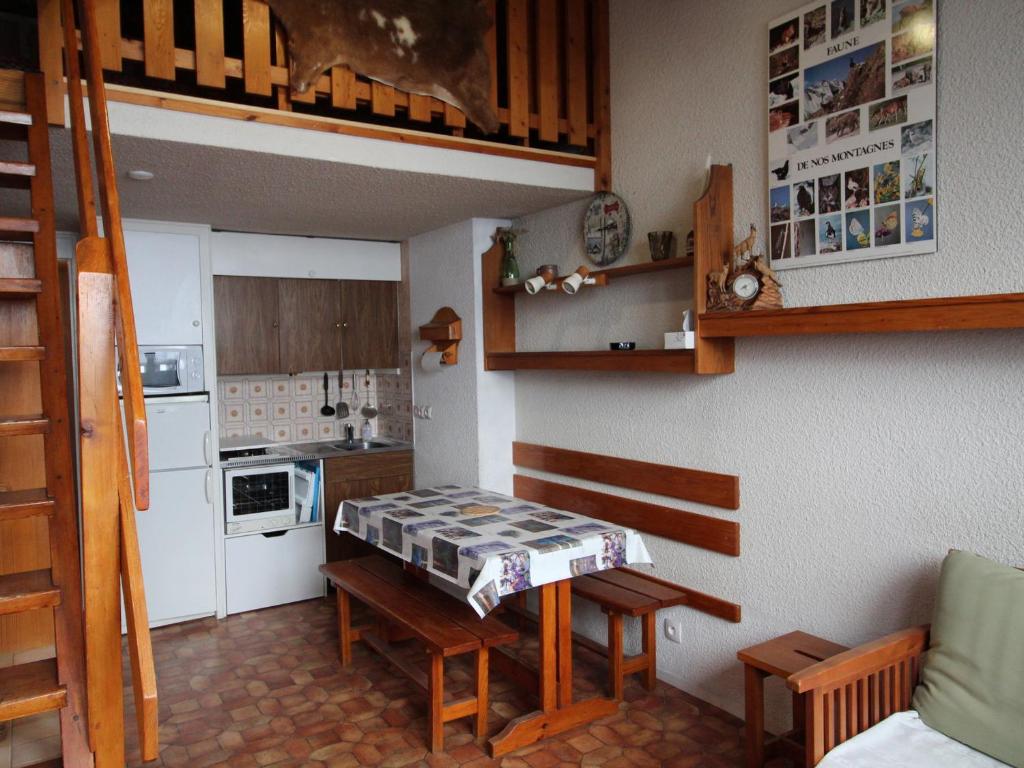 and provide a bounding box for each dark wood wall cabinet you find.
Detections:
[214,275,400,375]
[323,451,414,564]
